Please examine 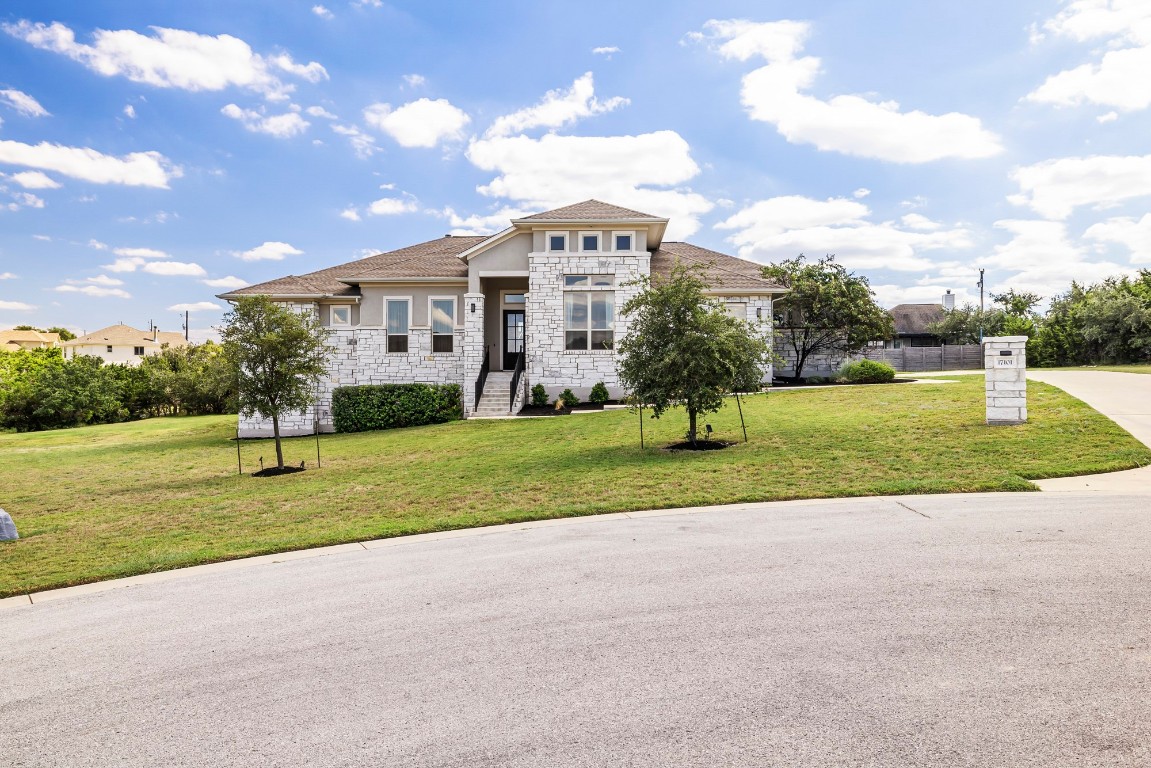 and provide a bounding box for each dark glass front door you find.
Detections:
[503,310,524,369]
